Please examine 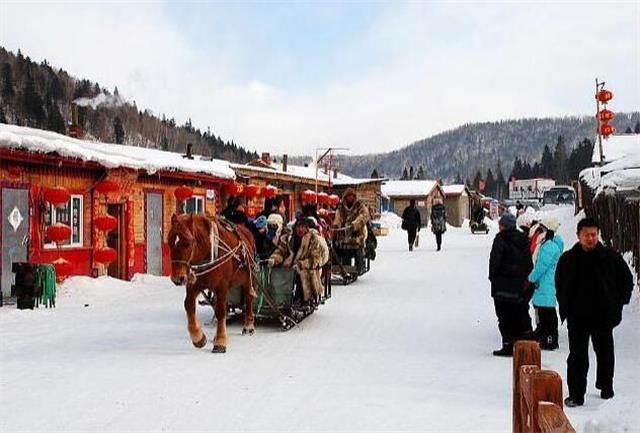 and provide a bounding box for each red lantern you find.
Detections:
[94,179,120,195]
[43,186,71,207]
[596,89,613,103]
[244,184,261,198]
[246,207,259,218]
[224,182,244,196]
[600,124,615,137]
[301,190,316,203]
[46,223,72,243]
[597,109,615,122]
[94,247,117,264]
[174,186,193,202]
[52,257,73,279]
[317,192,329,205]
[263,185,278,198]
[94,215,118,232]
[7,165,22,177]
[328,194,340,206]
